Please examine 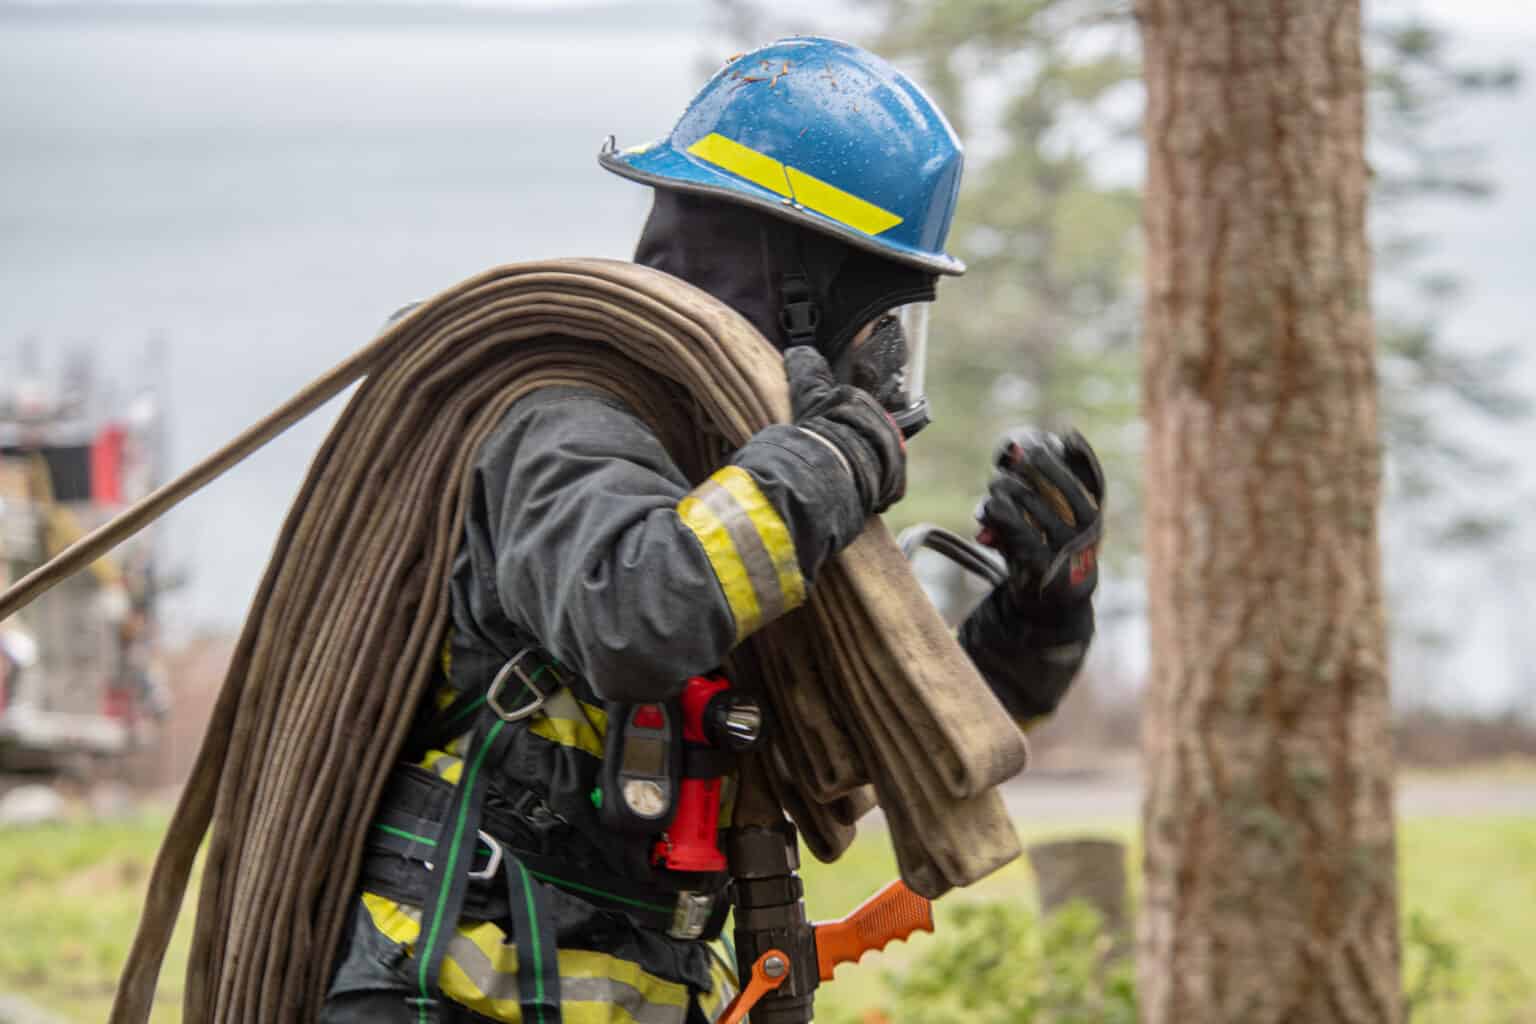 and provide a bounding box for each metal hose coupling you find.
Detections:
[727,820,818,1024]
